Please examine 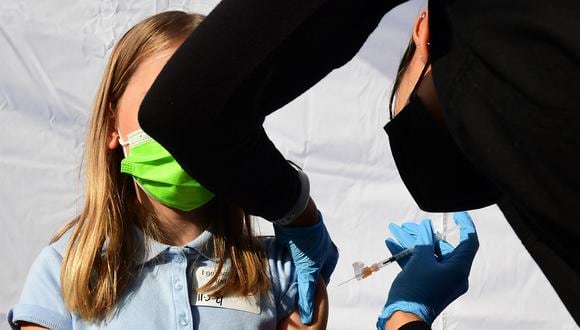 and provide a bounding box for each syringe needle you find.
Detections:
[336,276,357,287]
